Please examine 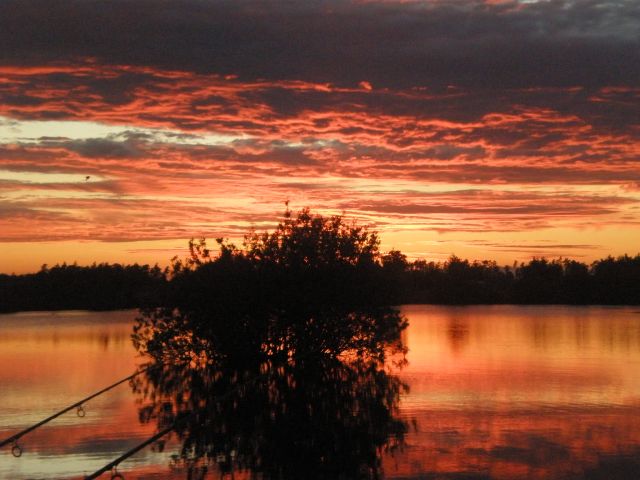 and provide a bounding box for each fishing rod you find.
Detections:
[85,348,371,478]
[84,424,175,480]
[0,366,151,457]
[84,366,267,479]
